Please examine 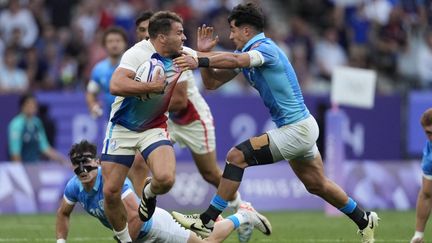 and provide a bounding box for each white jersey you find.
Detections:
[168,46,213,125]
[109,40,192,132]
